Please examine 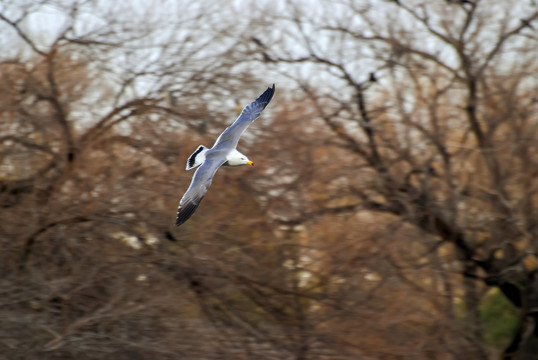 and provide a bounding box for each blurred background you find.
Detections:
[1,0,538,359]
